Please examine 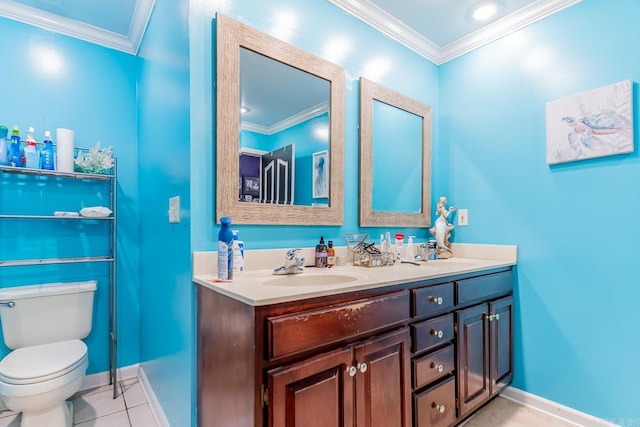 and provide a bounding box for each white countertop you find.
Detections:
[193,243,517,306]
